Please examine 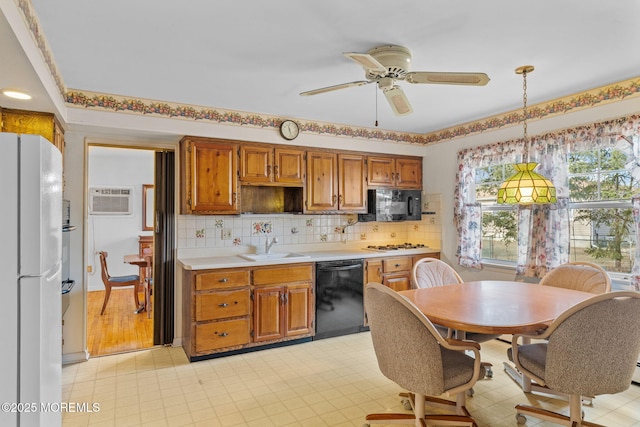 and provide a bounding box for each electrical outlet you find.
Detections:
[221,229,232,240]
[87,265,93,273]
